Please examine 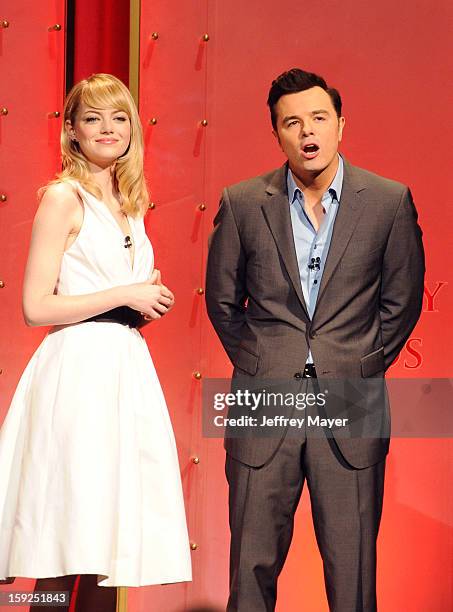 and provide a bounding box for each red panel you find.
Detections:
[0,3,65,430]
[0,0,66,601]
[139,1,452,610]
[138,1,215,609]
[204,2,453,611]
